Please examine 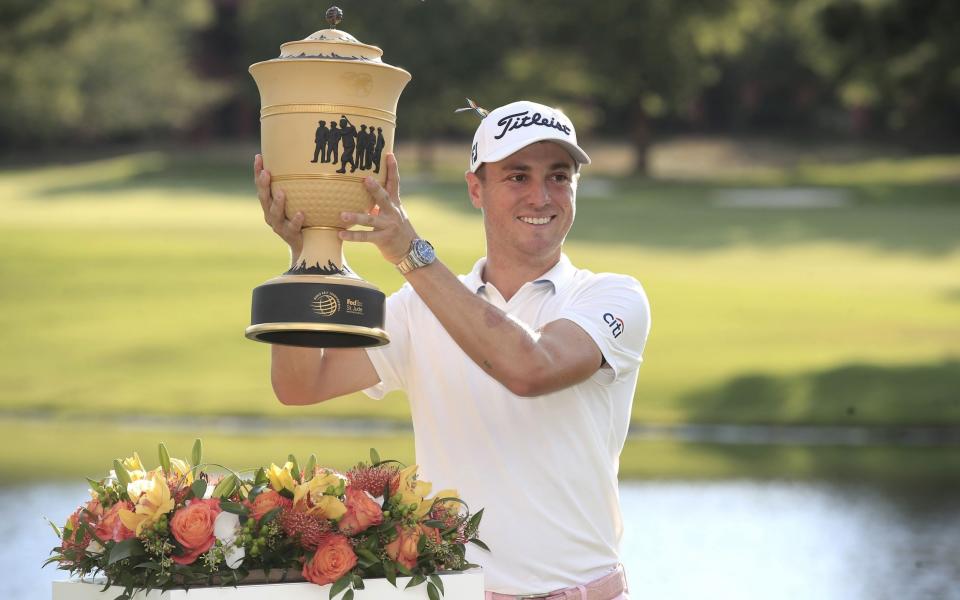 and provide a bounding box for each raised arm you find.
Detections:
[339,154,603,397]
[254,154,380,404]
